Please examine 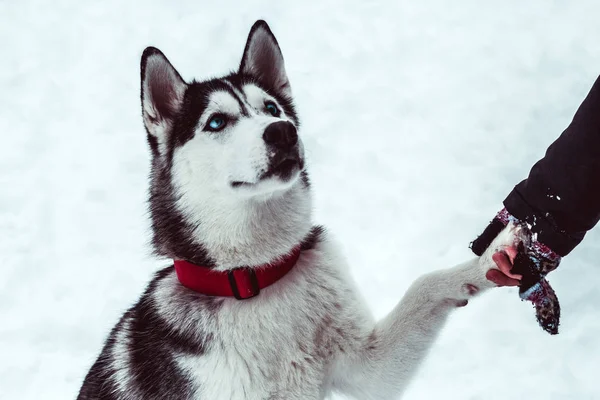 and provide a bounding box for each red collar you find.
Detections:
[173,246,301,300]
